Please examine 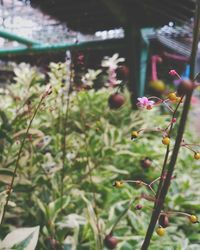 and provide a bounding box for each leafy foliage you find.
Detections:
[0,63,199,249]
